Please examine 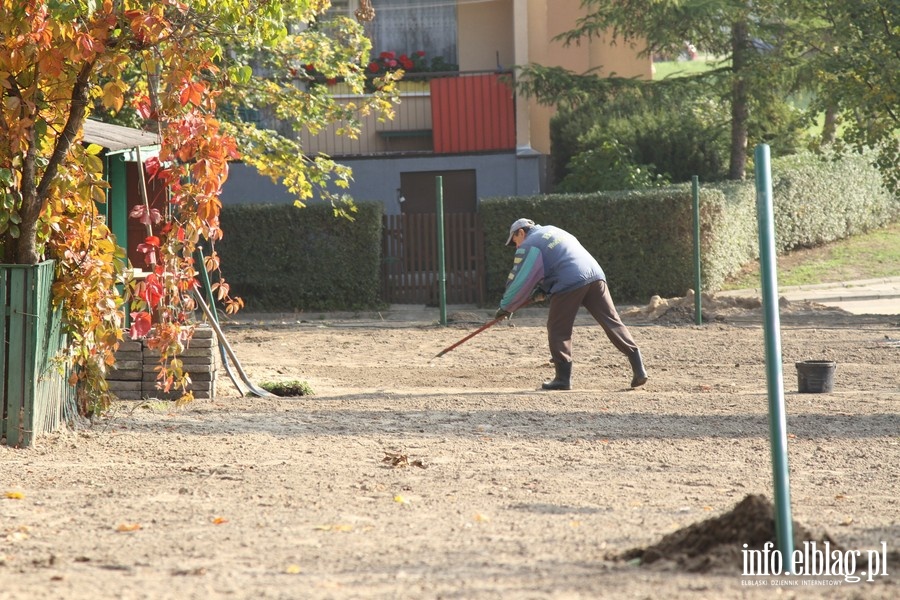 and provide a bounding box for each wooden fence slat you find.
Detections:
[0,269,7,442]
[5,269,27,447]
[1,261,72,447]
[381,213,485,305]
